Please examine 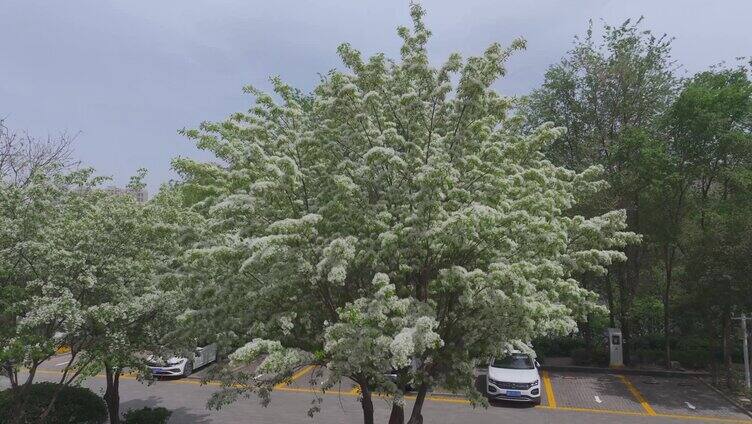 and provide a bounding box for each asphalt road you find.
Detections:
[3,356,751,424]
